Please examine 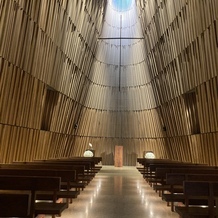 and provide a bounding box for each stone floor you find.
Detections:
[46,166,179,218]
